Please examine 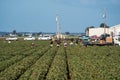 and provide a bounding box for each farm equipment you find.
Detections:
[97,37,113,46]
[81,34,114,46]
[80,34,120,46]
